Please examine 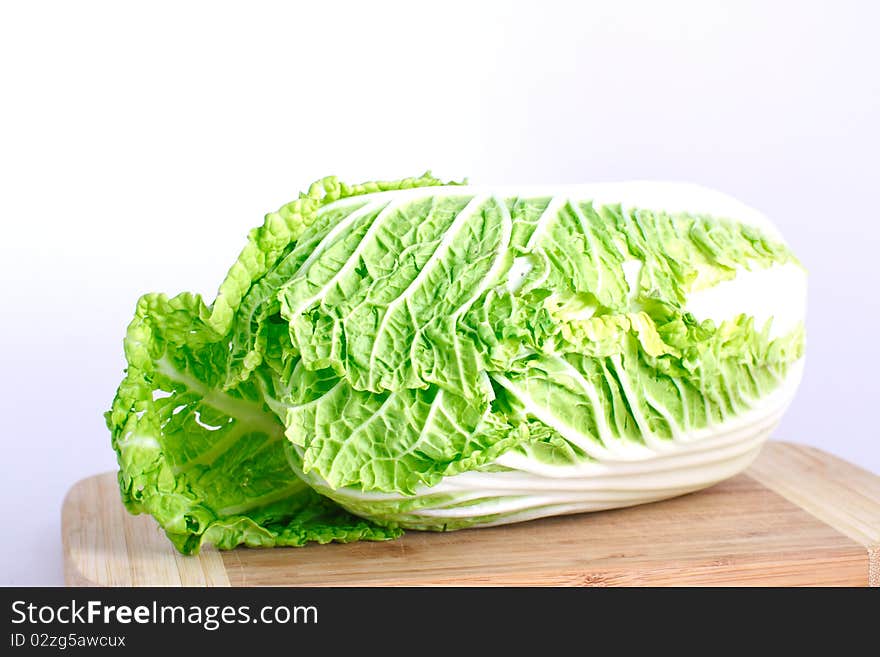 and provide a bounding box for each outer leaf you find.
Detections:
[107,292,399,554]
[279,194,513,399]
[262,361,523,494]
[216,172,459,387]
